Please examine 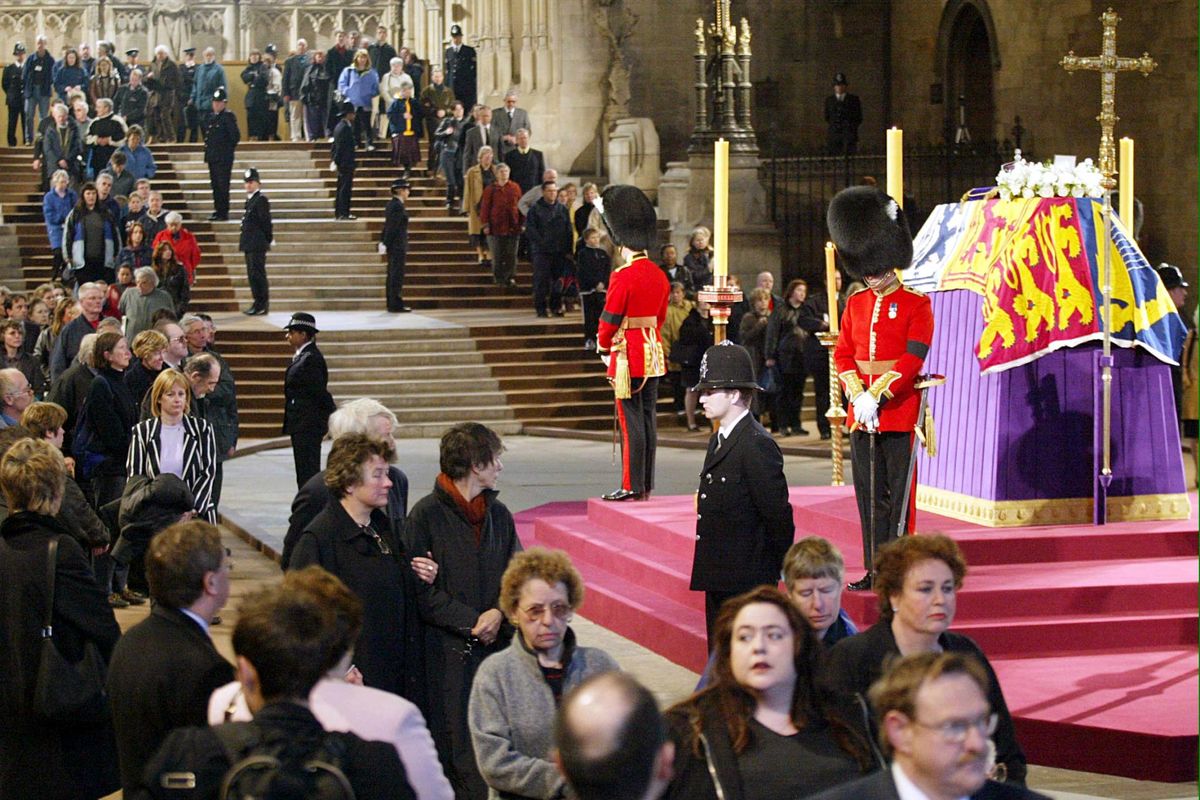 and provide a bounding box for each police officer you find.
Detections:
[828,186,934,591]
[203,86,239,221]
[689,341,795,645]
[595,185,670,501]
[3,43,26,146]
[824,72,863,156]
[282,312,335,488]
[239,167,273,315]
[381,178,411,313]
[444,24,477,113]
[330,101,357,220]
